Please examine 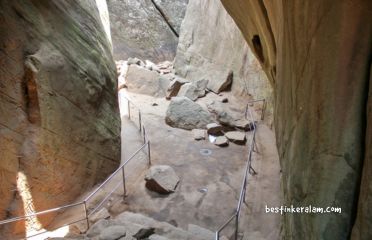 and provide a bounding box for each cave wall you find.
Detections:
[107,0,188,62]
[174,0,273,122]
[219,0,372,239]
[0,0,120,234]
